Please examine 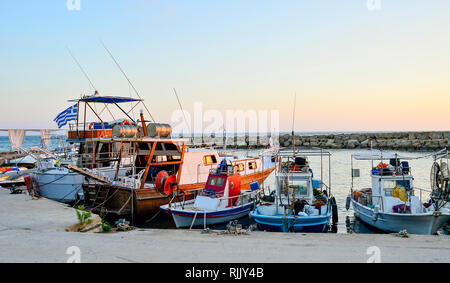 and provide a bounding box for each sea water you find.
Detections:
[0,135,64,152]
